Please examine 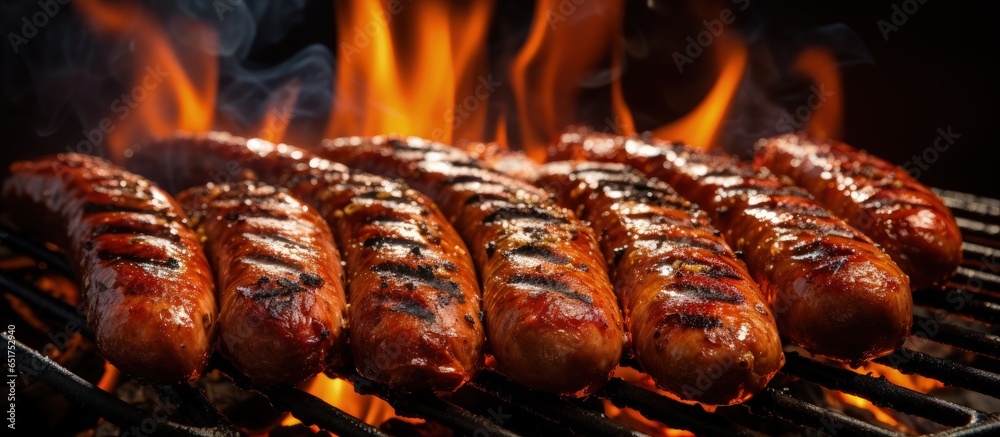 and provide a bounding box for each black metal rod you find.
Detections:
[933,189,1000,217]
[345,372,522,437]
[955,267,1000,292]
[781,352,975,427]
[4,333,232,437]
[0,225,74,276]
[469,371,644,437]
[874,349,1000,398]
[596,378,754,437]
[213,359,385,437]
[963,242,1000,262]
[912,289,1000,325]
[0,270,93,339]
[745,388,897,437]
[154,384,242,434]
[913,315,1000,360]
